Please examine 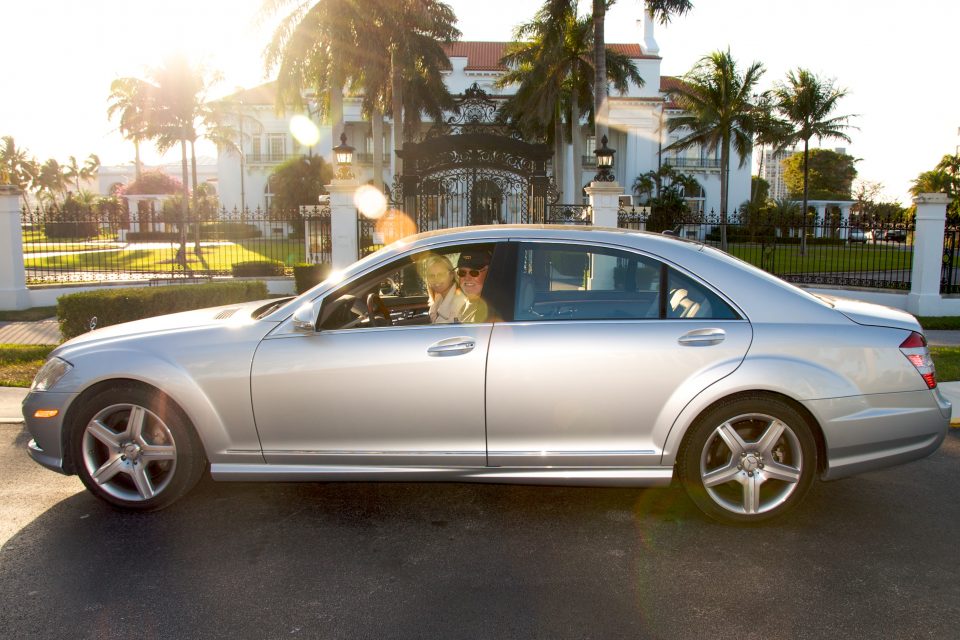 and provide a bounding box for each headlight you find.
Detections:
[31,357,73,392]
